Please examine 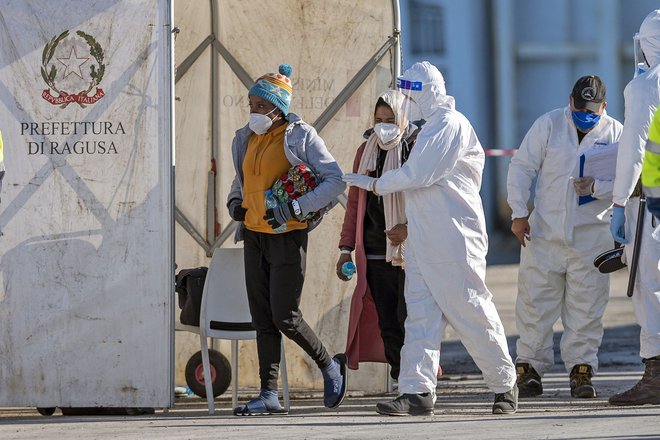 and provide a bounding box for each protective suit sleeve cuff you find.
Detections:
[510,209,529,221]
[612,196,628,207]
